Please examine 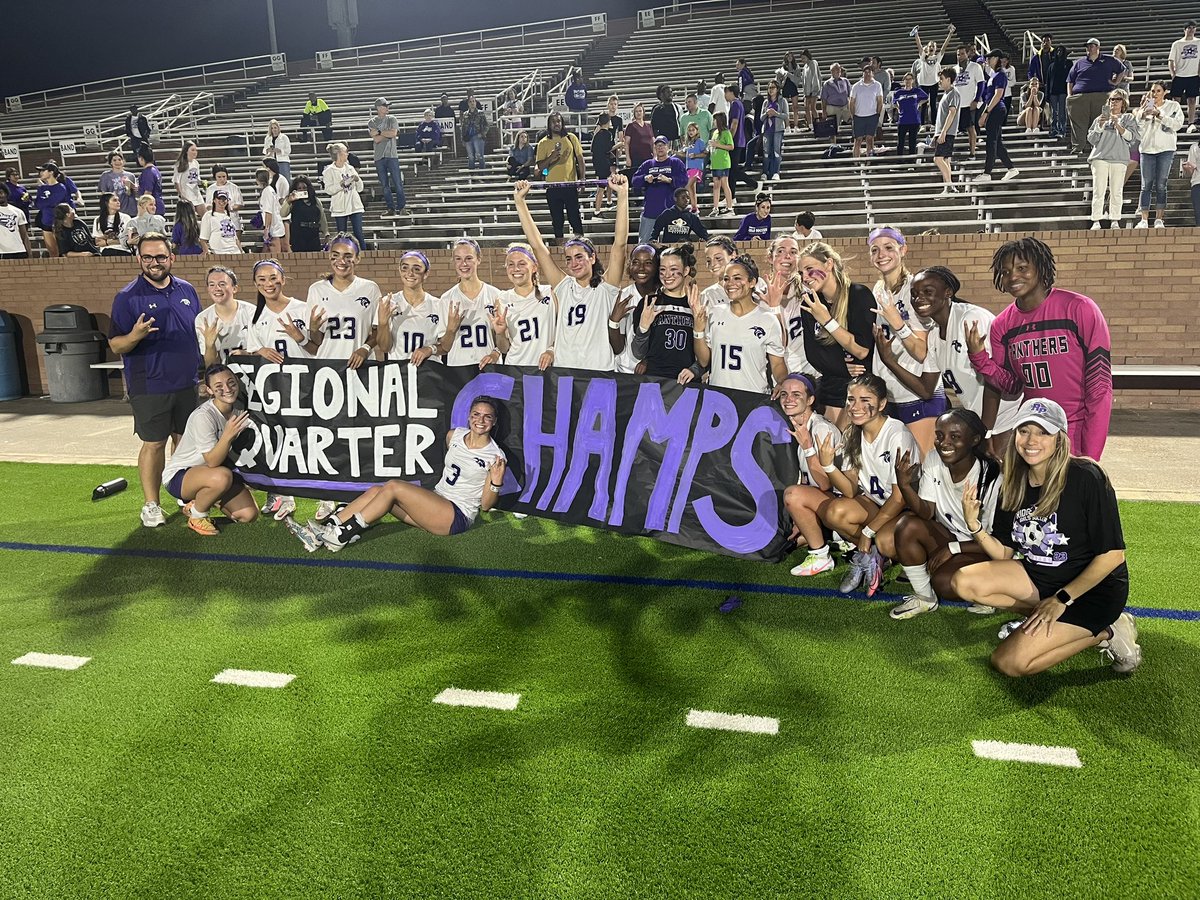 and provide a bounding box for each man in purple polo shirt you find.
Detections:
[1066,38,1125,153]
[632,135,688,243]
[724,84,757,200]
[109,232,203,527]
